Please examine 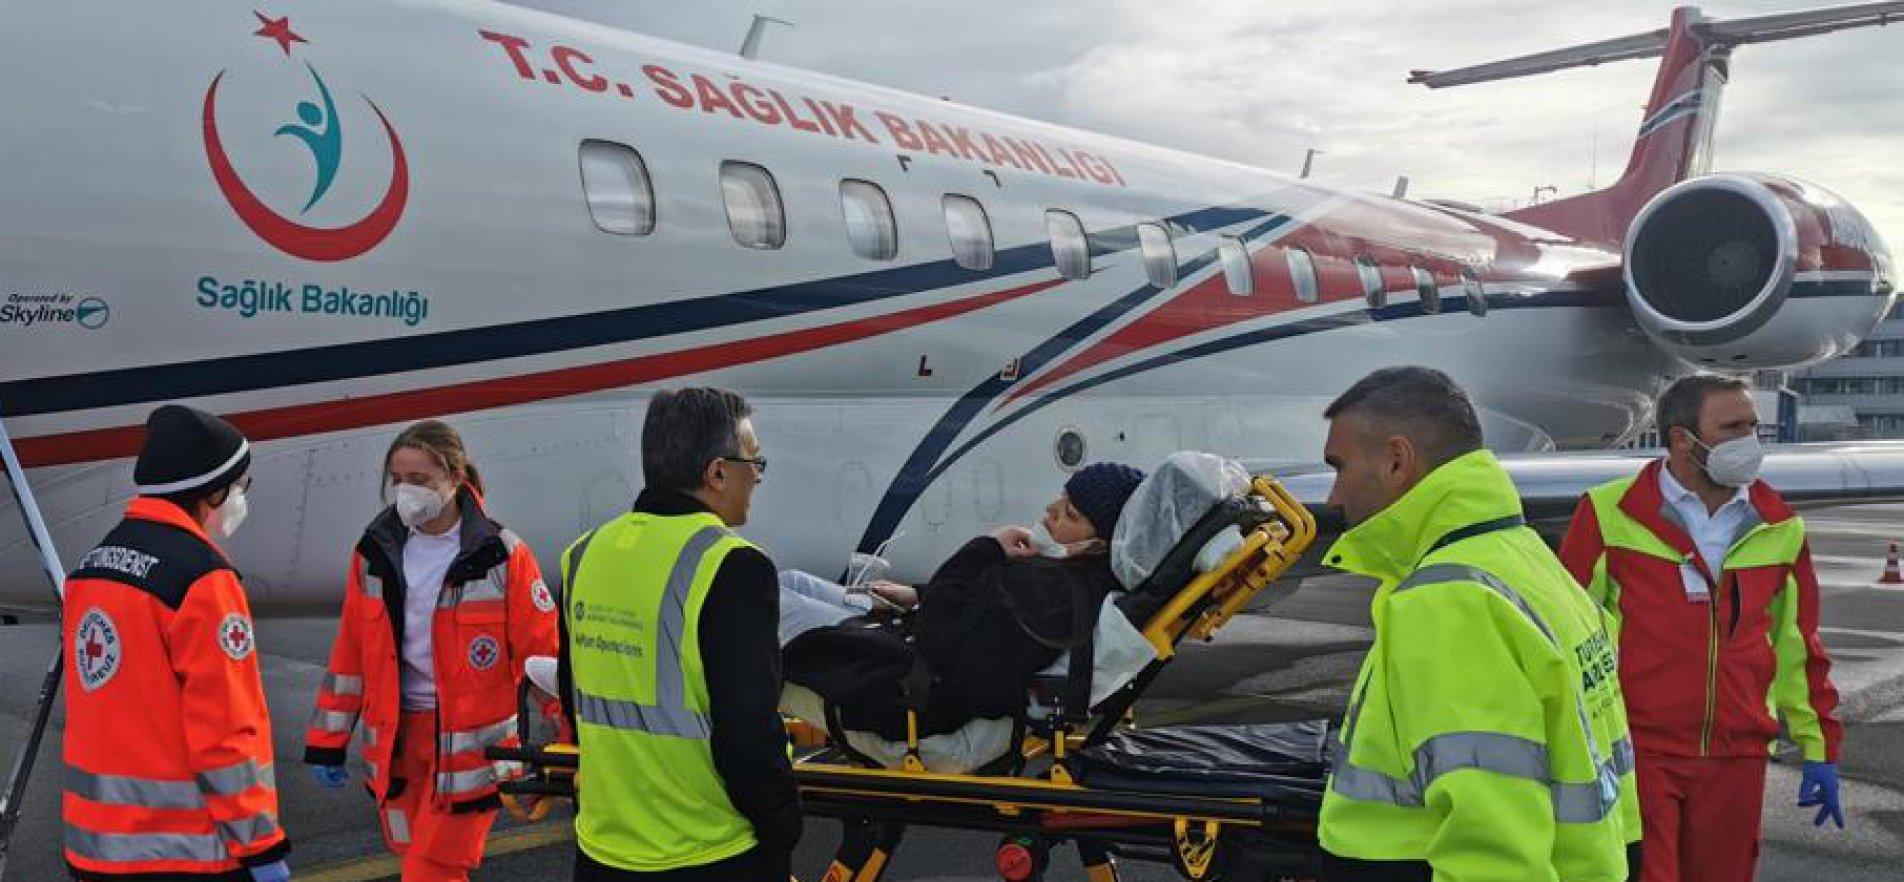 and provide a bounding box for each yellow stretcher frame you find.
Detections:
[493,477,1321,882]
